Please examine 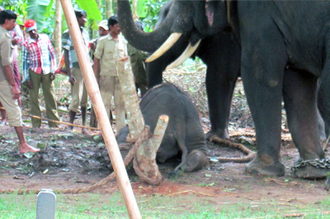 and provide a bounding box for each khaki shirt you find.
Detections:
[0,26,13,82]
[94,34,127,76]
